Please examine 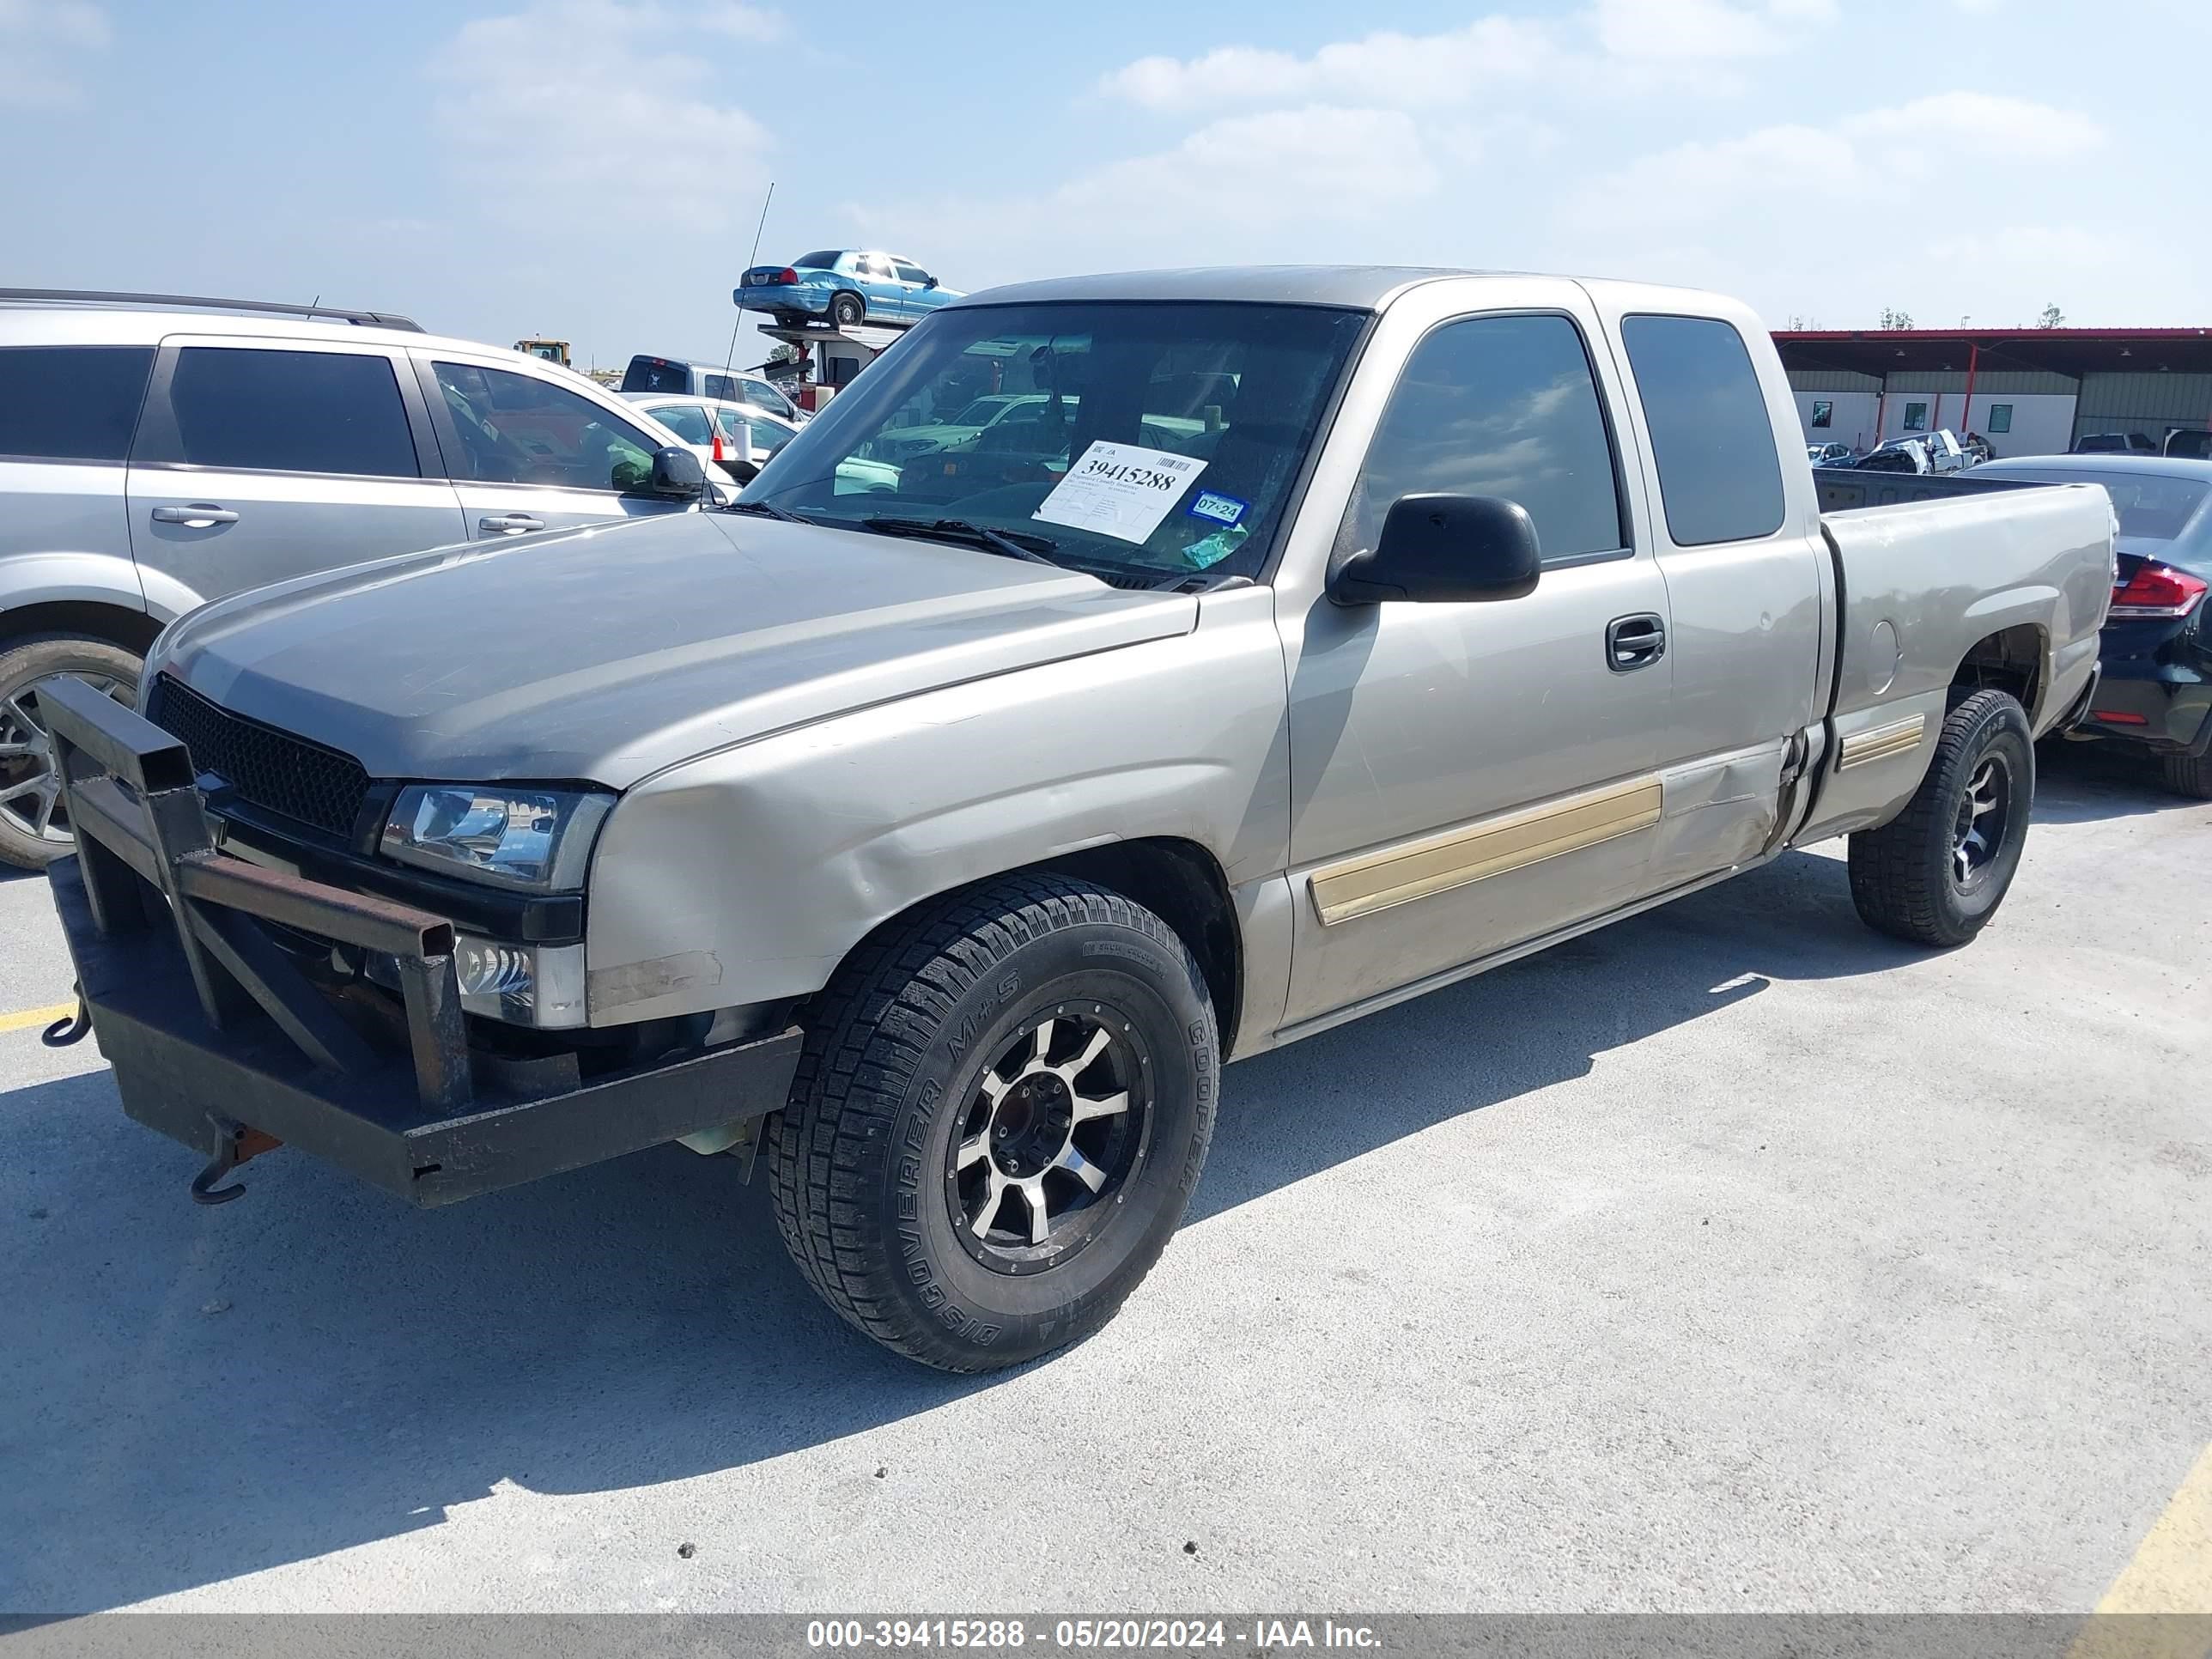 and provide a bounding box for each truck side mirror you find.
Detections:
[649,445,708,499]
[1328,493,1541,605]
